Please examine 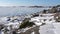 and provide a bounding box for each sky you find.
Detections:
[0,0,60,6]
